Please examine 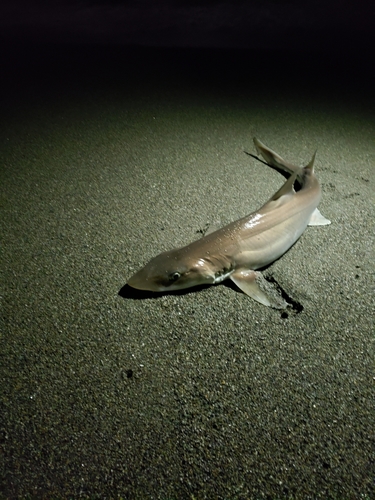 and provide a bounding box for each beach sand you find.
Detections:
[1,44,374,498]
